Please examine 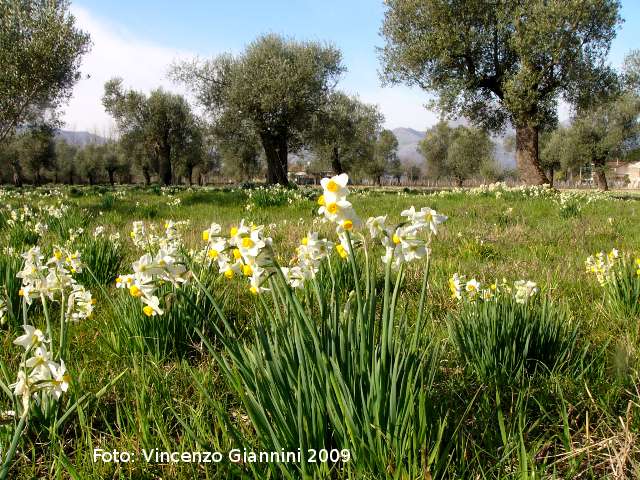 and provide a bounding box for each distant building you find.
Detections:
[608,160,640,188]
